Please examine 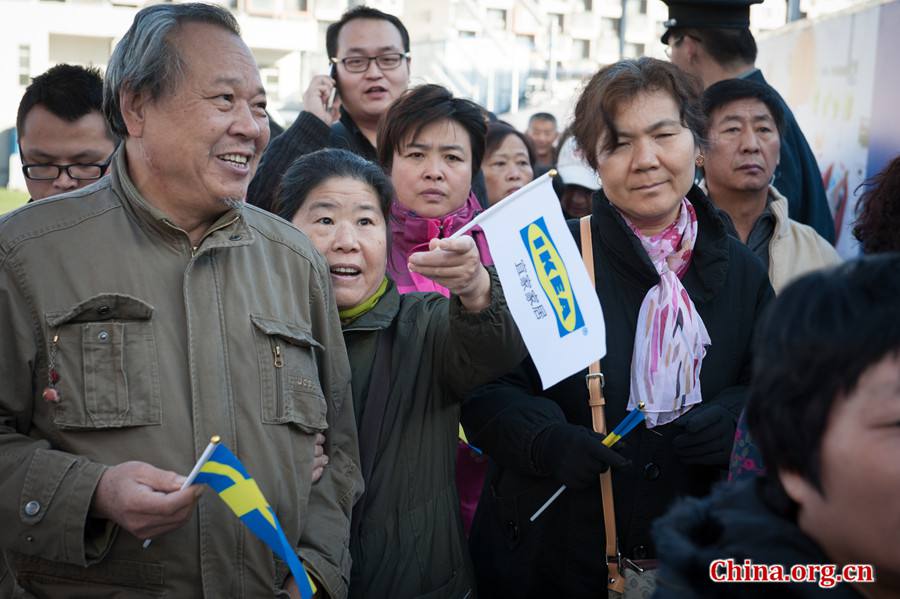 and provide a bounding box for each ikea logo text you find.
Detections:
[520,217,584,336]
